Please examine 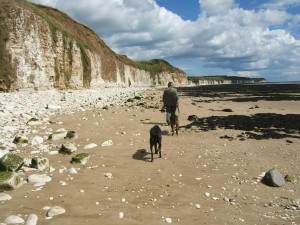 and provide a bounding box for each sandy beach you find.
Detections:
[0,84,299,225]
